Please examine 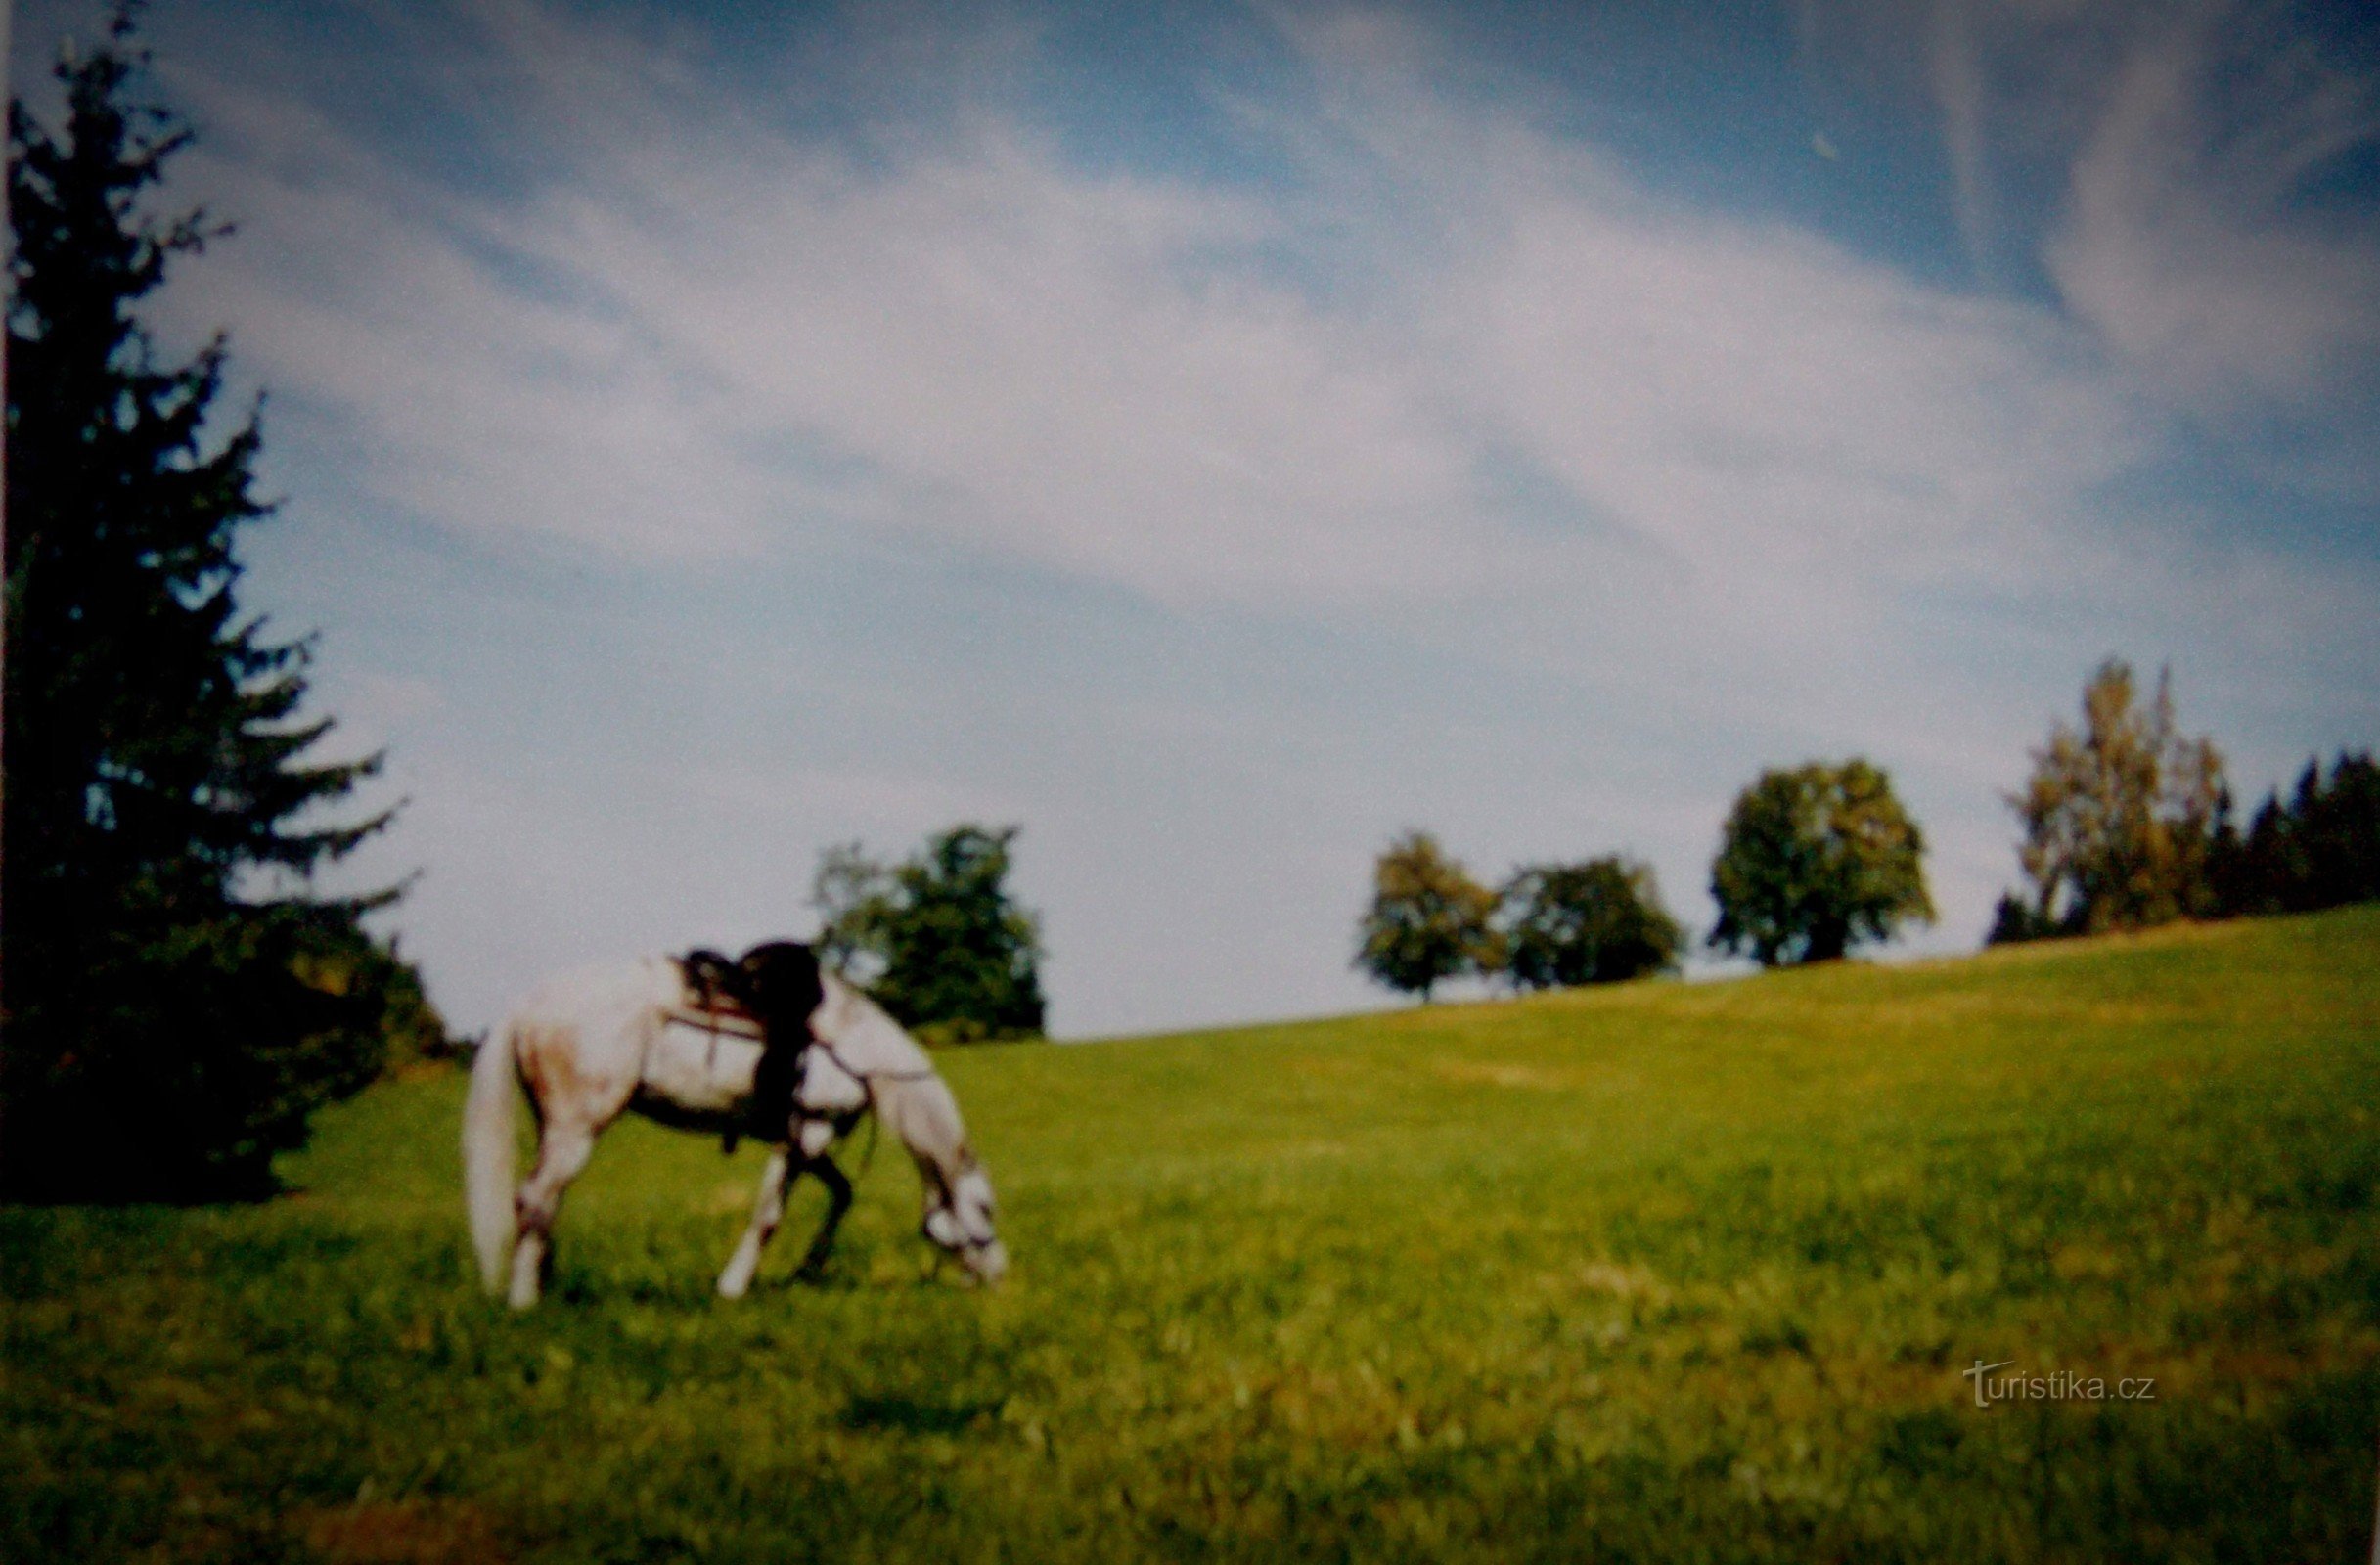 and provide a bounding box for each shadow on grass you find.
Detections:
[838,1393,1000,1435]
